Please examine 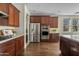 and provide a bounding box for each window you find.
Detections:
[72,18,78,32]
[63,18,70,32]
[63,17,79,33]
